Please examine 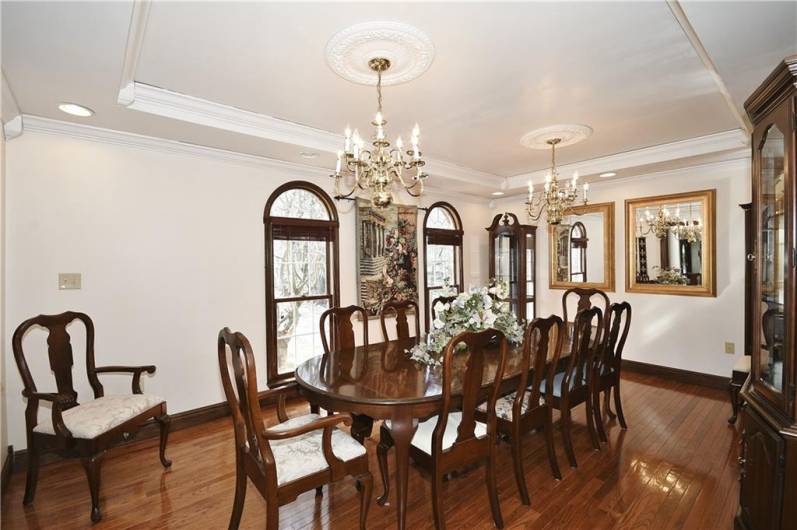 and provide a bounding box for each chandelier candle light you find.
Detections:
[331,57,428,208]
[525,138,589,224]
